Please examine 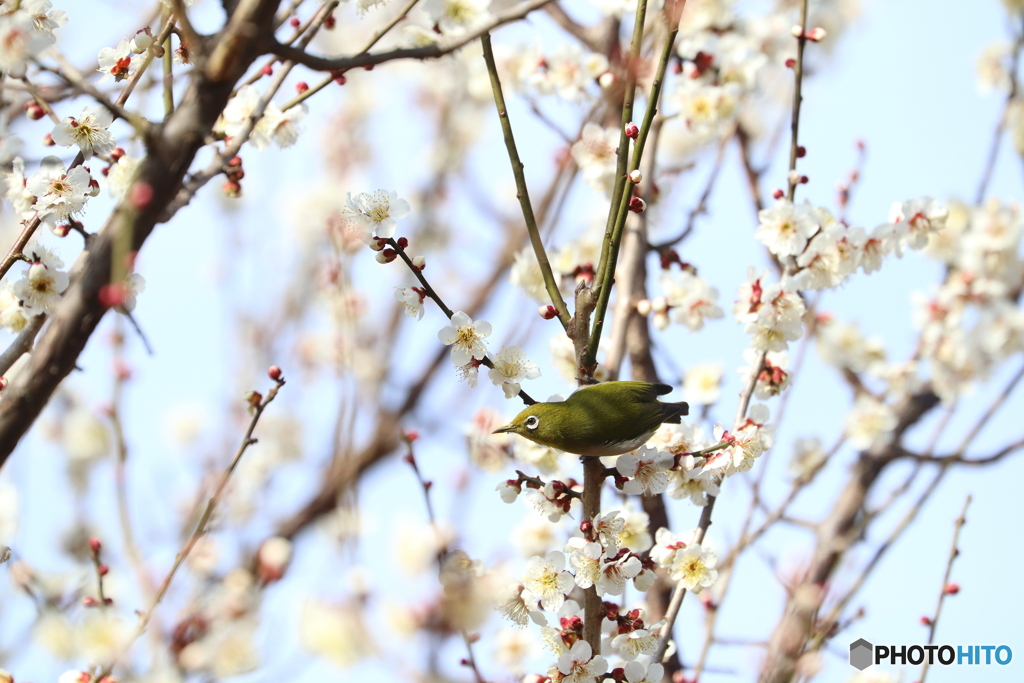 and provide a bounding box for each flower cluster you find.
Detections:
[0,0,66,79]
[501,43,610,102]
[637,269,725,332]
